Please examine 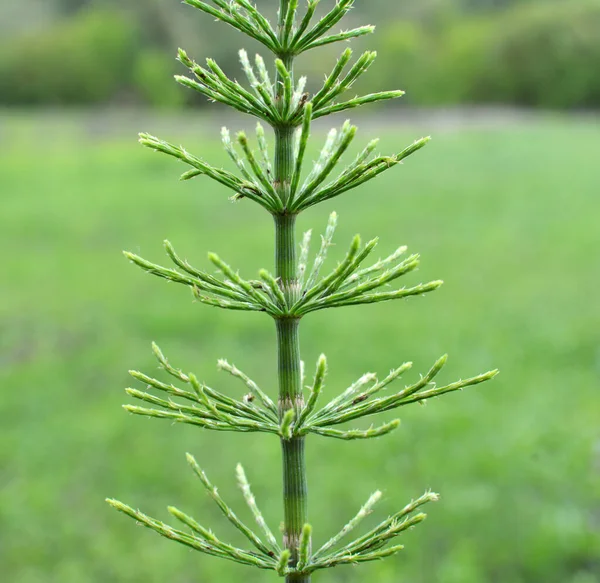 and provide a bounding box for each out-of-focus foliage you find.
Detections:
[133,50,186,109]
[0,9,138,105]
[371,17,497,106]
[477,1,600,108]
[0,0,598,109]
[373,1,600,109]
